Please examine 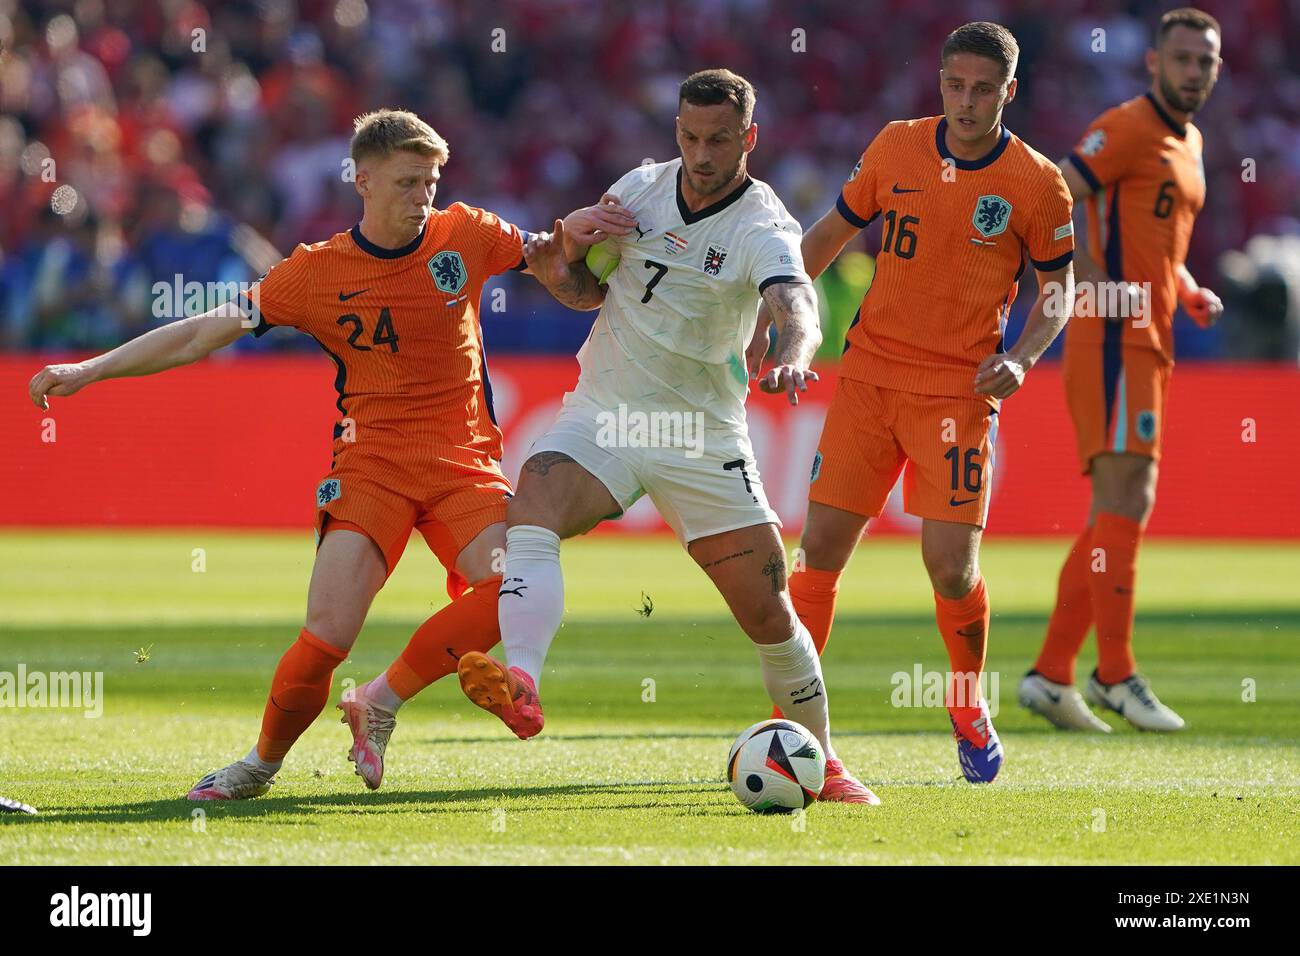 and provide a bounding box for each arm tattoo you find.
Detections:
[545,261,605,311]
[761,551,786,594]
[761,281,821,368]
[523,451,577,476]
